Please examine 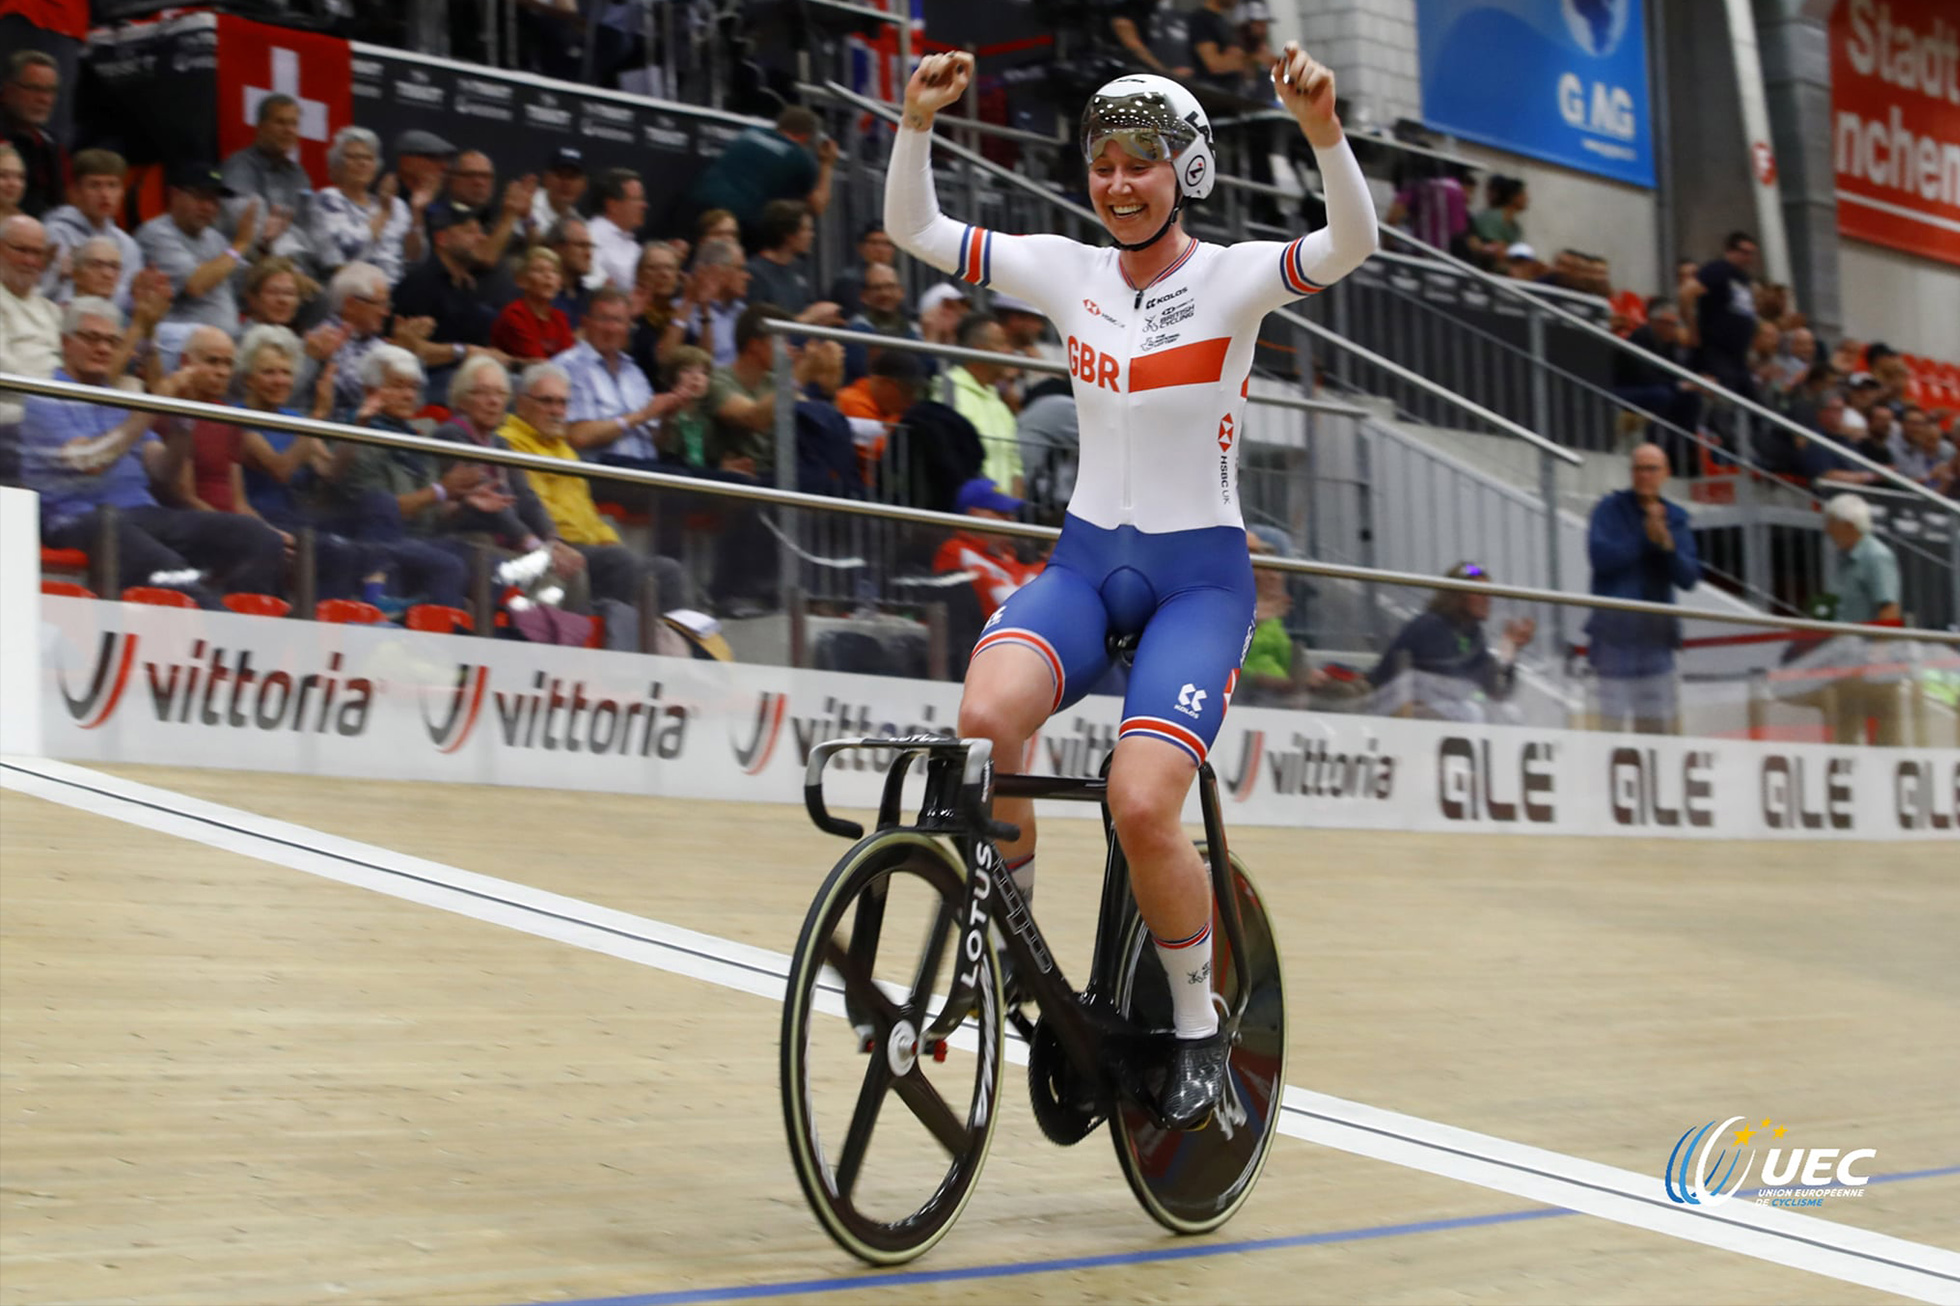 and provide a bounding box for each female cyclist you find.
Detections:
[888,44,1377,1128]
